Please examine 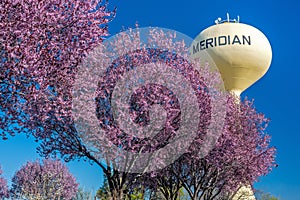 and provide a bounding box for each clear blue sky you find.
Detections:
[1,0,299,199]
